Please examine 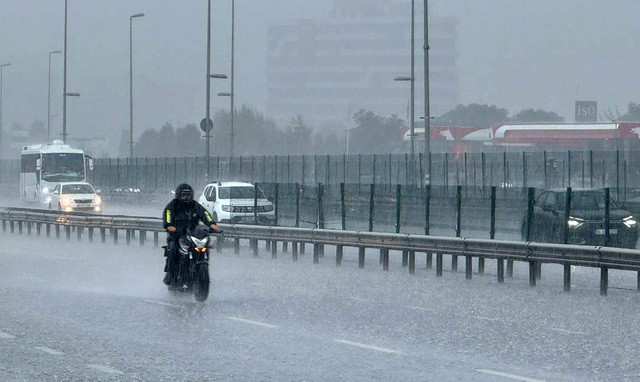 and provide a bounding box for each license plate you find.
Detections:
[596,229,618,235]
[239,217,255,223]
